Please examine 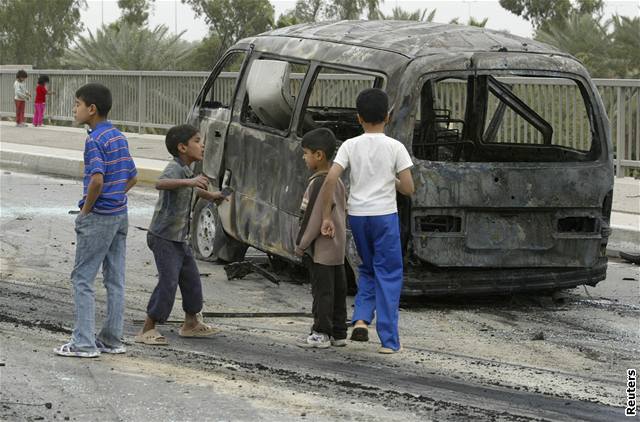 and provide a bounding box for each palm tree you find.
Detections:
[610,15,640,78]
[63,23,192,71]
[382,7,436,22]
[535,13,614,78]
[449,17,488,27]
